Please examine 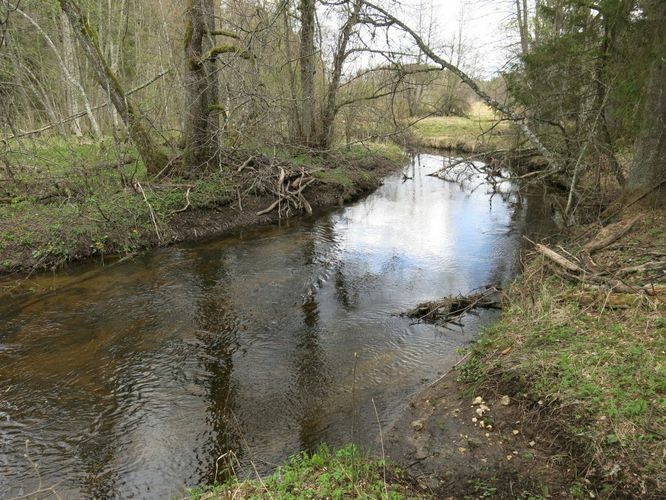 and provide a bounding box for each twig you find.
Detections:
[136,182,162,243]
[170,187,191,214]
[237,155,255,173]
[371,398,389,500]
